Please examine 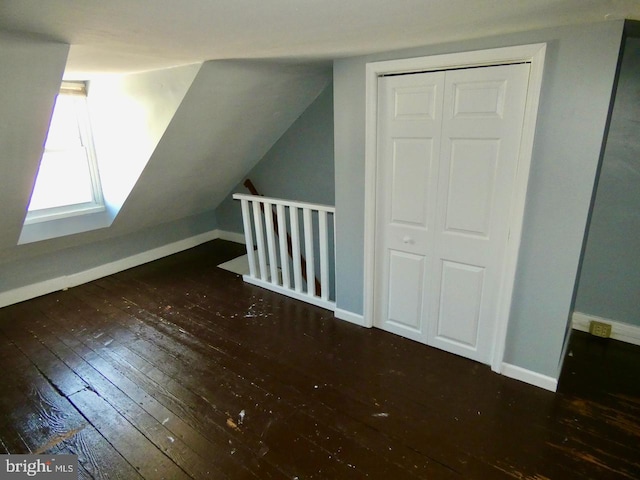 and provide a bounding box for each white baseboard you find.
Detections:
[572,311,640,347]
[334,308,367,327]
[242,275,336,311]
[0,229,241,309]
[216,230,246,244]
[333,311,557,392]
[500,362,558,392]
